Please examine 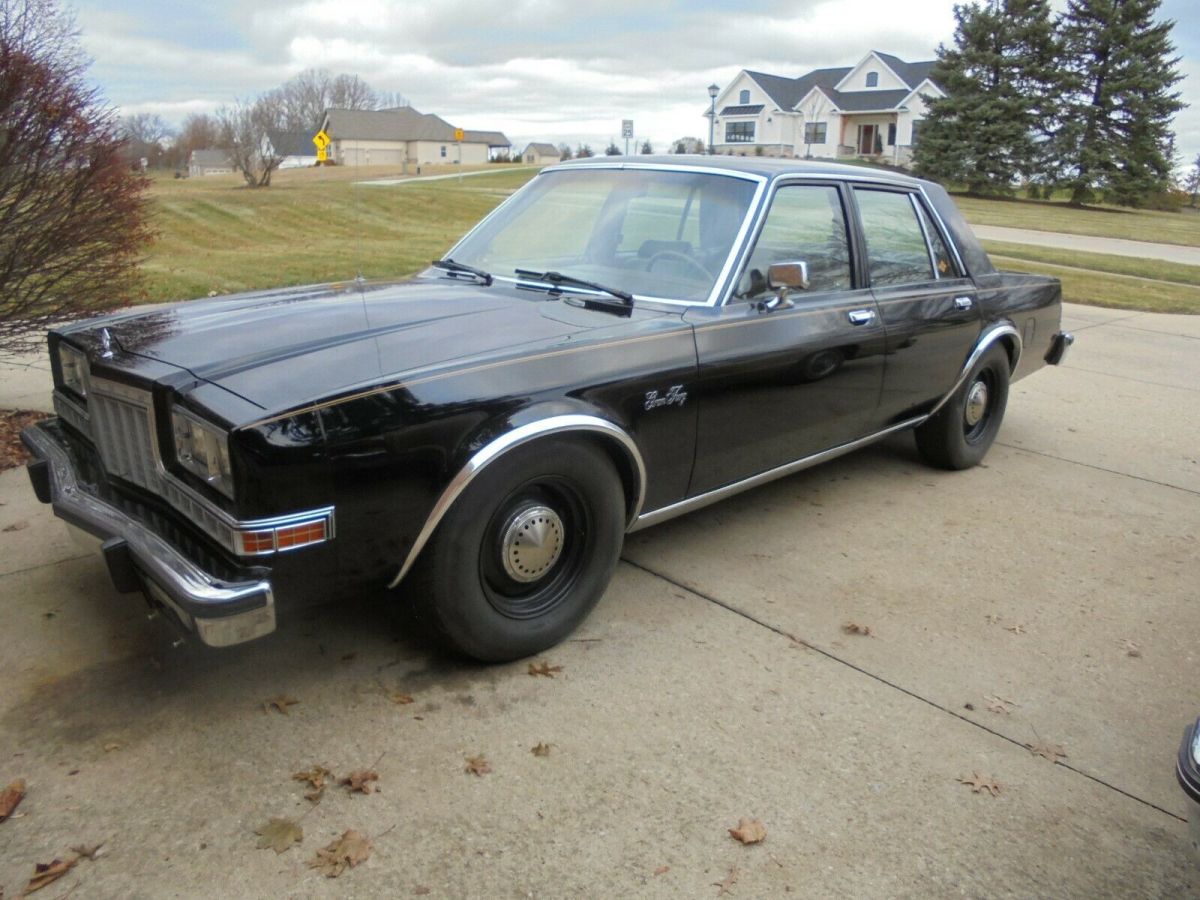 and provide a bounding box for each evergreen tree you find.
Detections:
[1053,0,1183,206]
[913,0,1058,196]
